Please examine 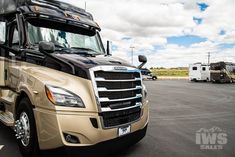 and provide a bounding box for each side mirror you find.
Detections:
[139,55,147,63]
[39,41,55,53]
[138,55,147,69]
[106,40,112,56]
